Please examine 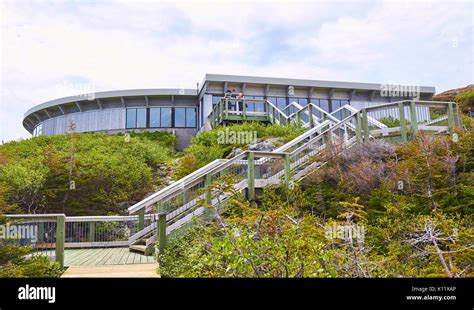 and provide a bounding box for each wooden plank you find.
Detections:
[64,249,88,266]
[97,248,117,265]
[118,250,130,265]
[126,251,136,264]
[67,249,92,266]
